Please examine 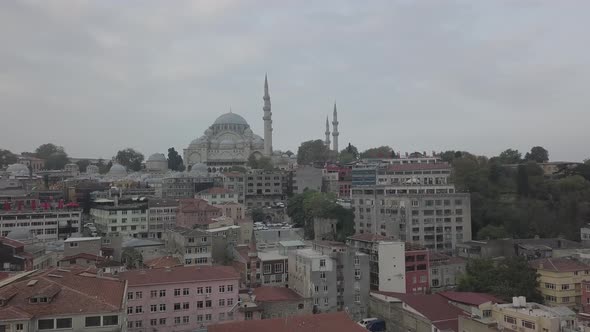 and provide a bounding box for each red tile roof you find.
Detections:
[438,291,502,306]
[253,286,303,302]
[208,312,366,332]
[529,257,590,272]
[178,198,221,213]
[348,233,394,242]
[0,237,25,249]
[0,268,125,321]
[144,256,182,269]
[373,291,465,331]
[120,265,240,286]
